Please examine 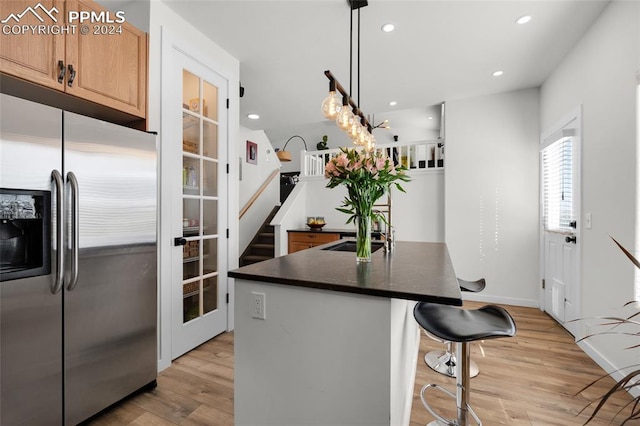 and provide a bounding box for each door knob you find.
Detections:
[565,236,577,244]
[174,237,187,246]
[569,220,577,229]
